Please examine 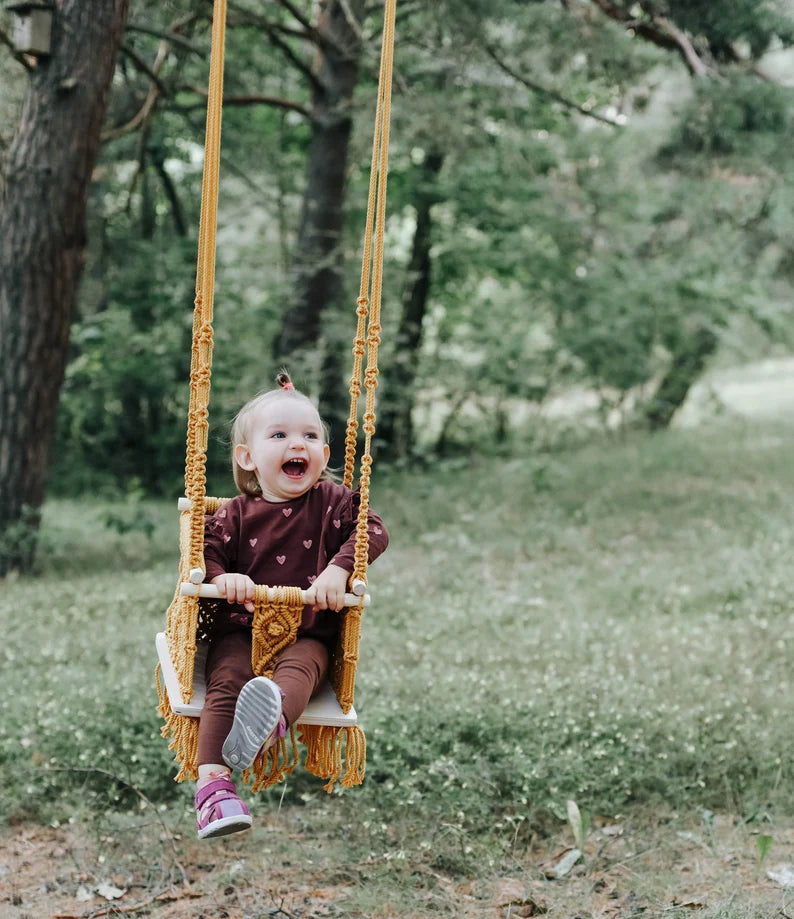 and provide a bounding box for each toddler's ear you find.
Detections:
[322,443,331,466]
[234,443,256,471]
